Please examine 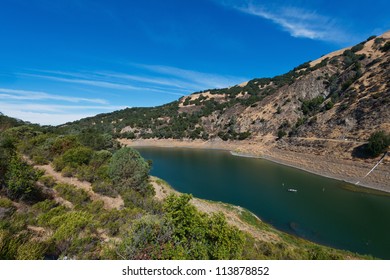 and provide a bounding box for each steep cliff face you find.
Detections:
[67,31,390,152]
